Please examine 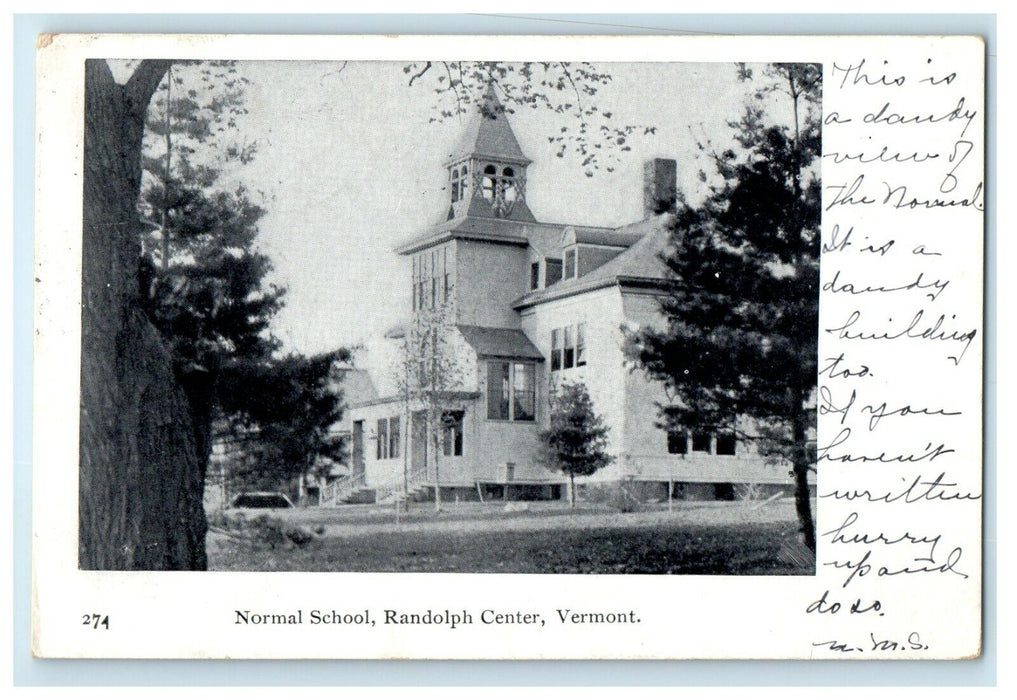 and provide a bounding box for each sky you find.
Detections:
[128,61,771,364]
